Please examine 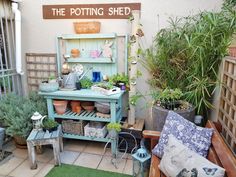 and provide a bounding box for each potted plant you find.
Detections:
[39,75,59,92]
[107,122,122,139]
[142,7,236,126]
[0,92,47,148]
[108,73,129,90]
[151,88,195,131]
[42,118,59,132]
[80,77,93,89]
